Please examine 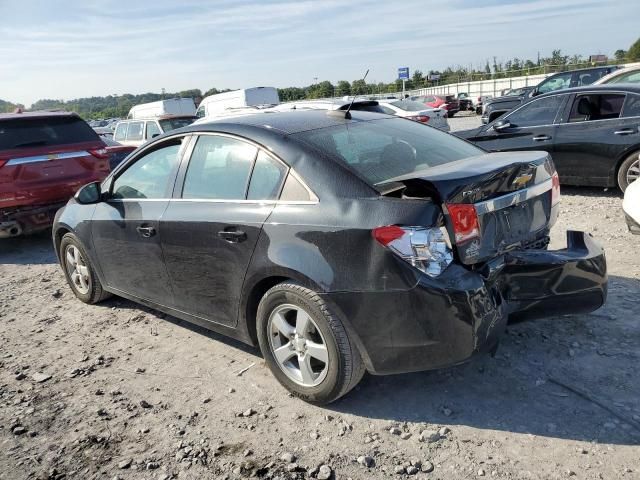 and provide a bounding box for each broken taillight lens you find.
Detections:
[373,226,453,277]
[408,115,430,123]
[551,171,561,206]
[446,203,480,245]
